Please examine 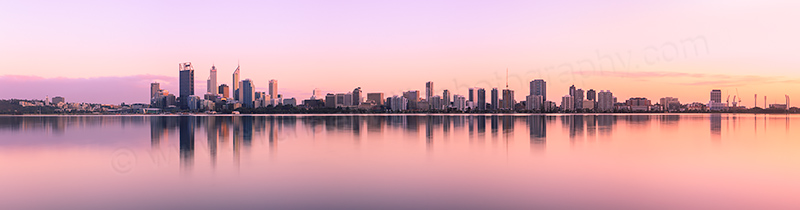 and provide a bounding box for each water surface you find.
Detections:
[1,114,799,209]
